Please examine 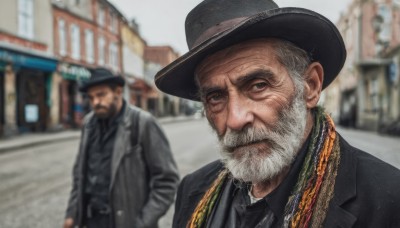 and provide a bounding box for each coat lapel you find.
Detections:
[180,161,224,227]
[110,106,133,190]
[80,113,95,173]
